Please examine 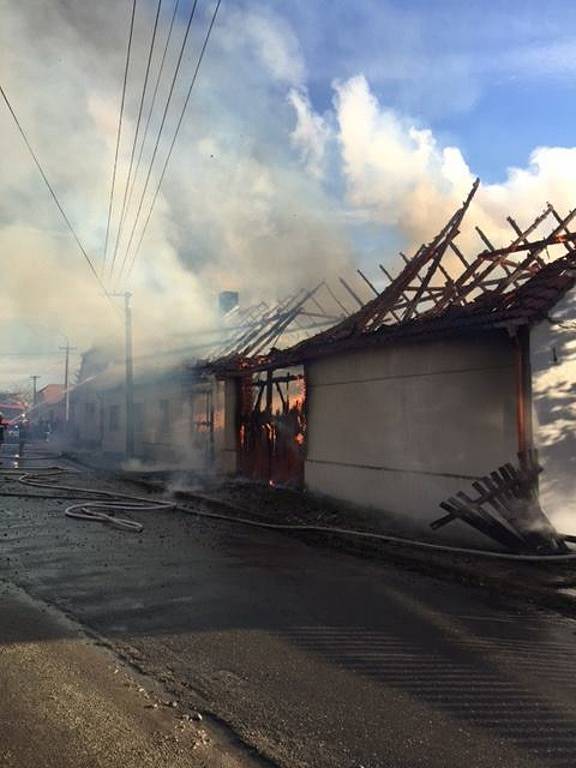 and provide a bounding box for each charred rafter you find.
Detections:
[206,178,576,376]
